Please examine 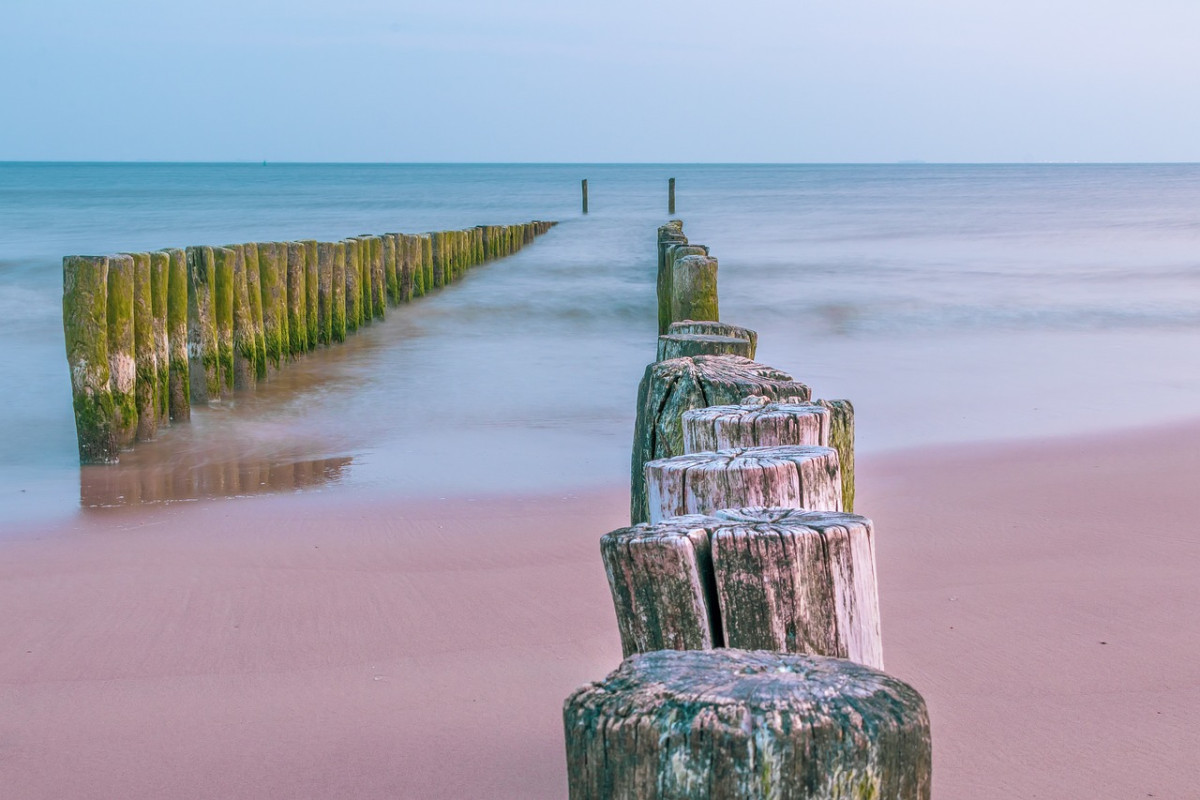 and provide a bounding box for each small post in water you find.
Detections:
[668,177,675,214]
[581,179,588,214]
